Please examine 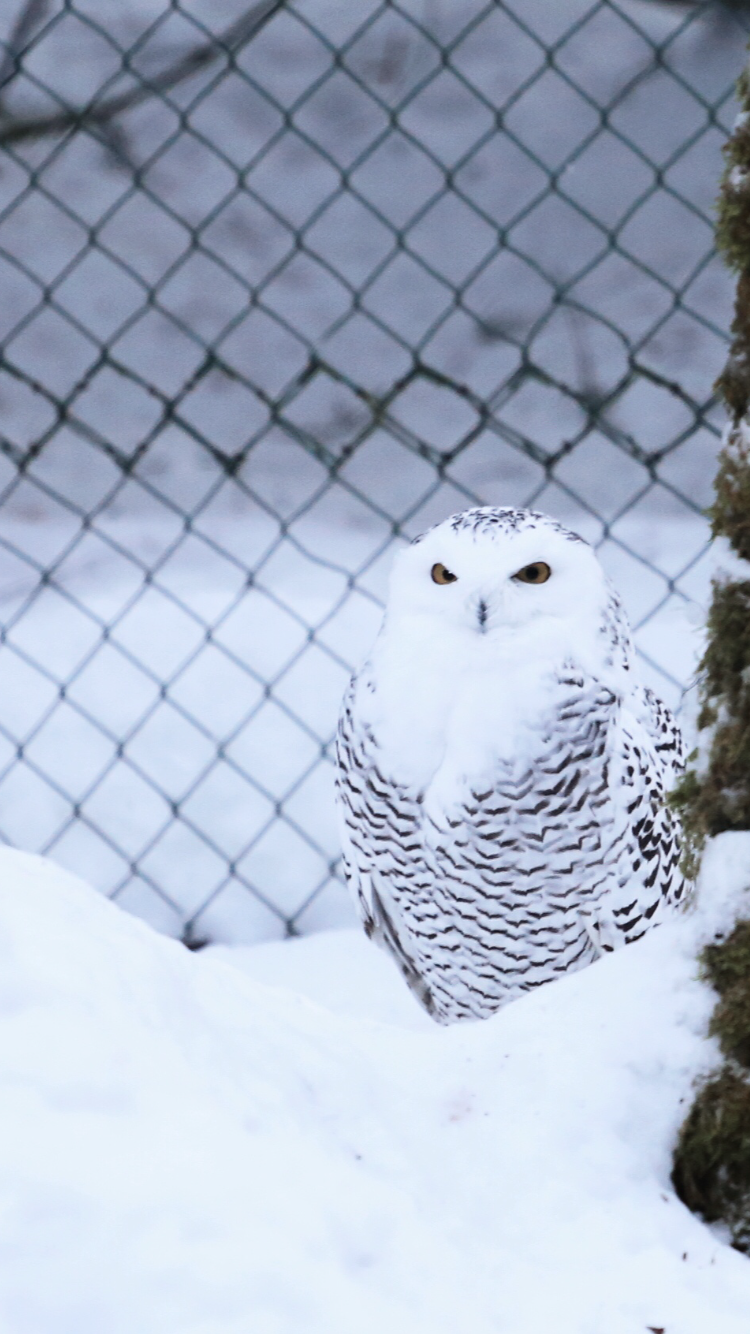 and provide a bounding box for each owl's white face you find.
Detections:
[387,511,609,647]
[368,508,629,786]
